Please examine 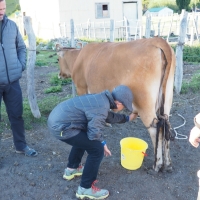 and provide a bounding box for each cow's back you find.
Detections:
[72,38,172,103]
